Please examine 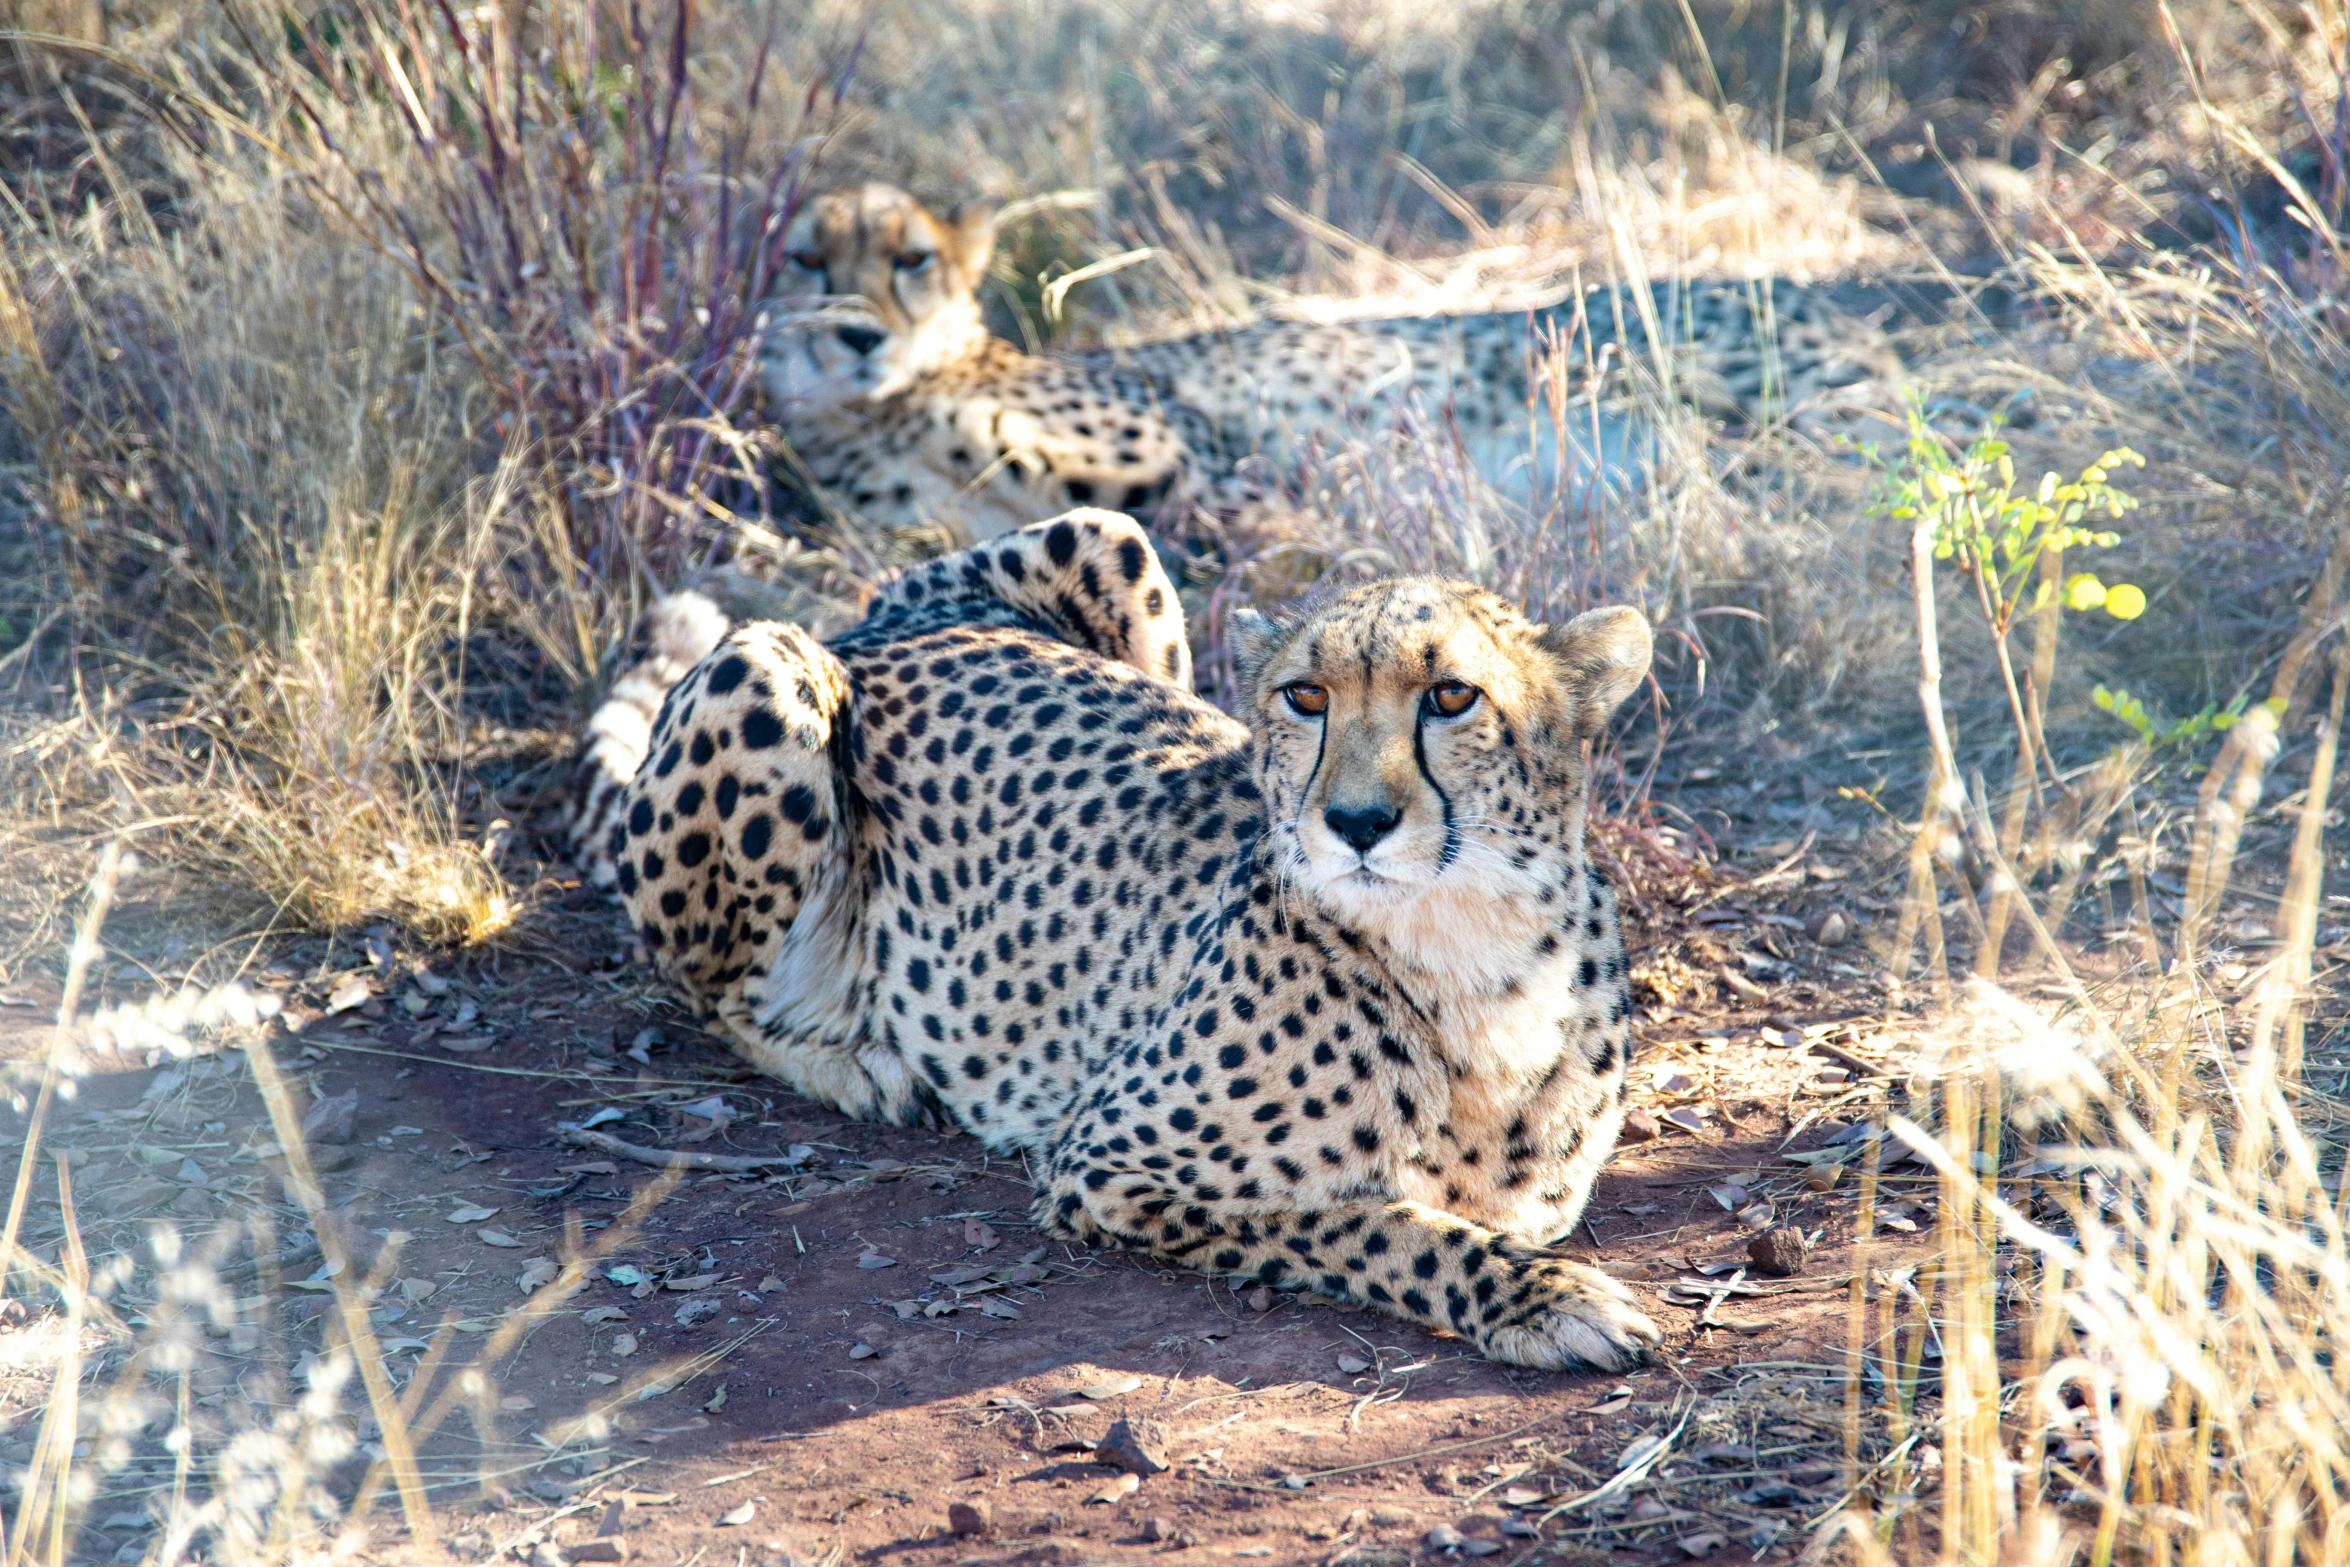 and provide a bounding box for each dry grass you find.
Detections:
[0,0,2347,1562]
[2,0,2340,945]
